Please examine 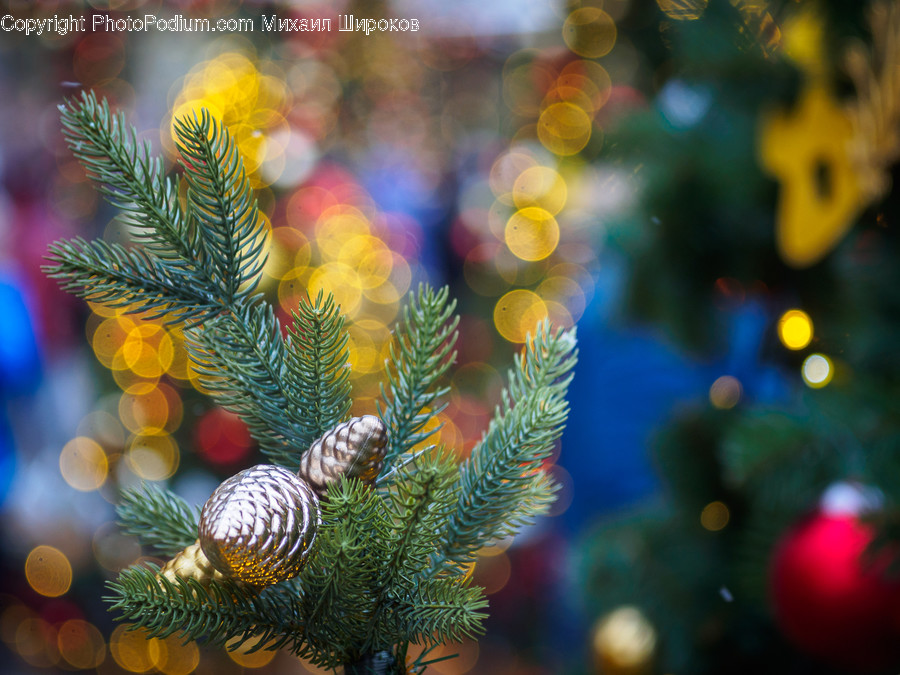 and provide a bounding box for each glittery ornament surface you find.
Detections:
[159,539,226,586]
[198,464,319,587]
[297,415,389,497]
